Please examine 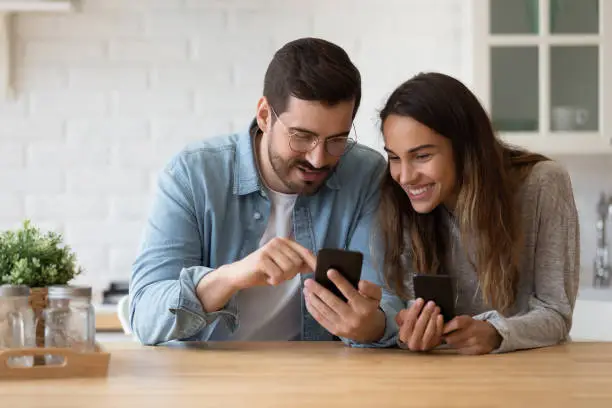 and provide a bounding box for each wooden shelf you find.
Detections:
[0,13,9,99]
[0,1,75,98]
[0,1,74,12]
[95,304,123,333]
